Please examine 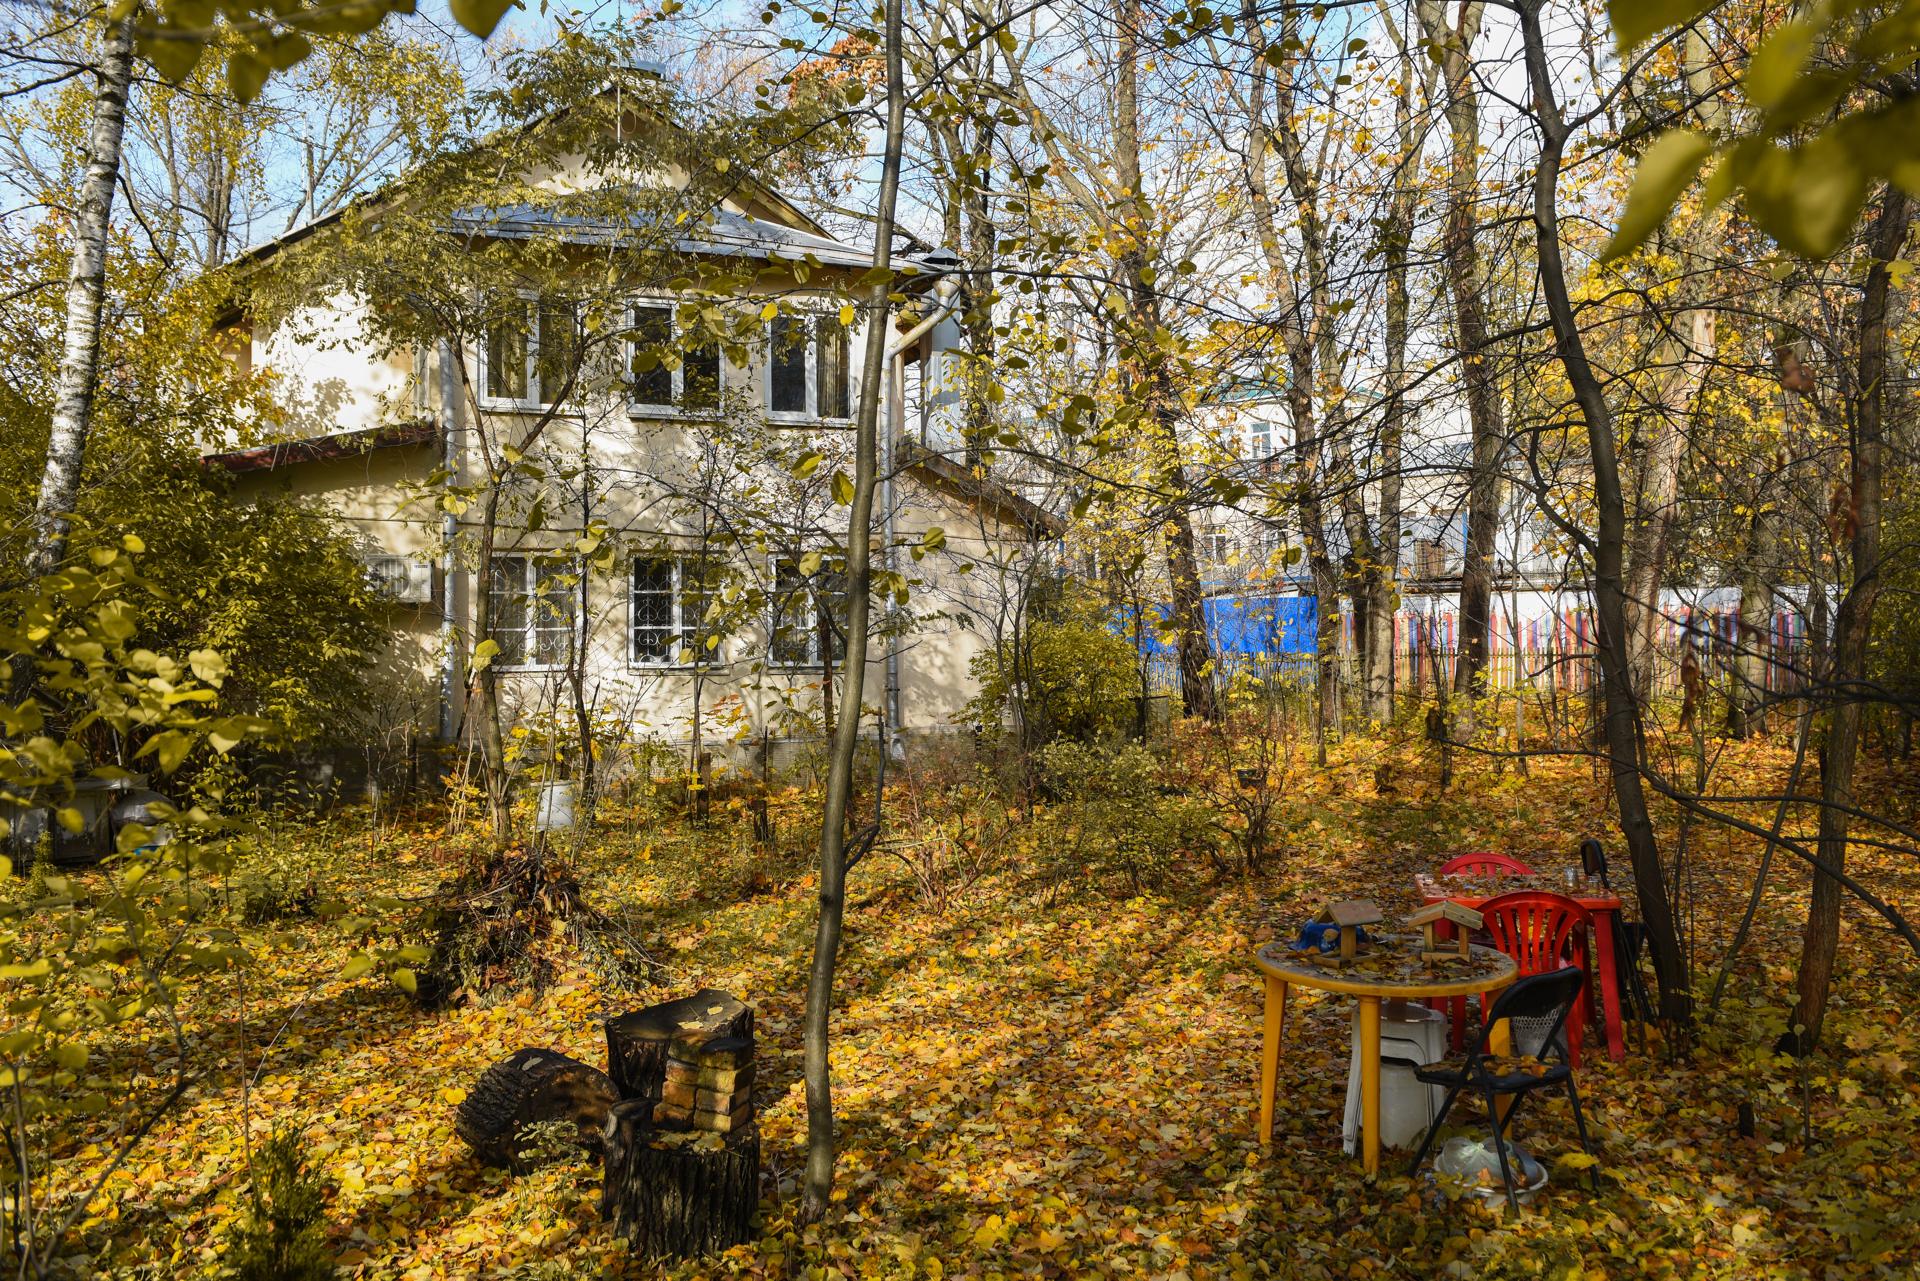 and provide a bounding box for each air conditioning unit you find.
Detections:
[365,555,434,604]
